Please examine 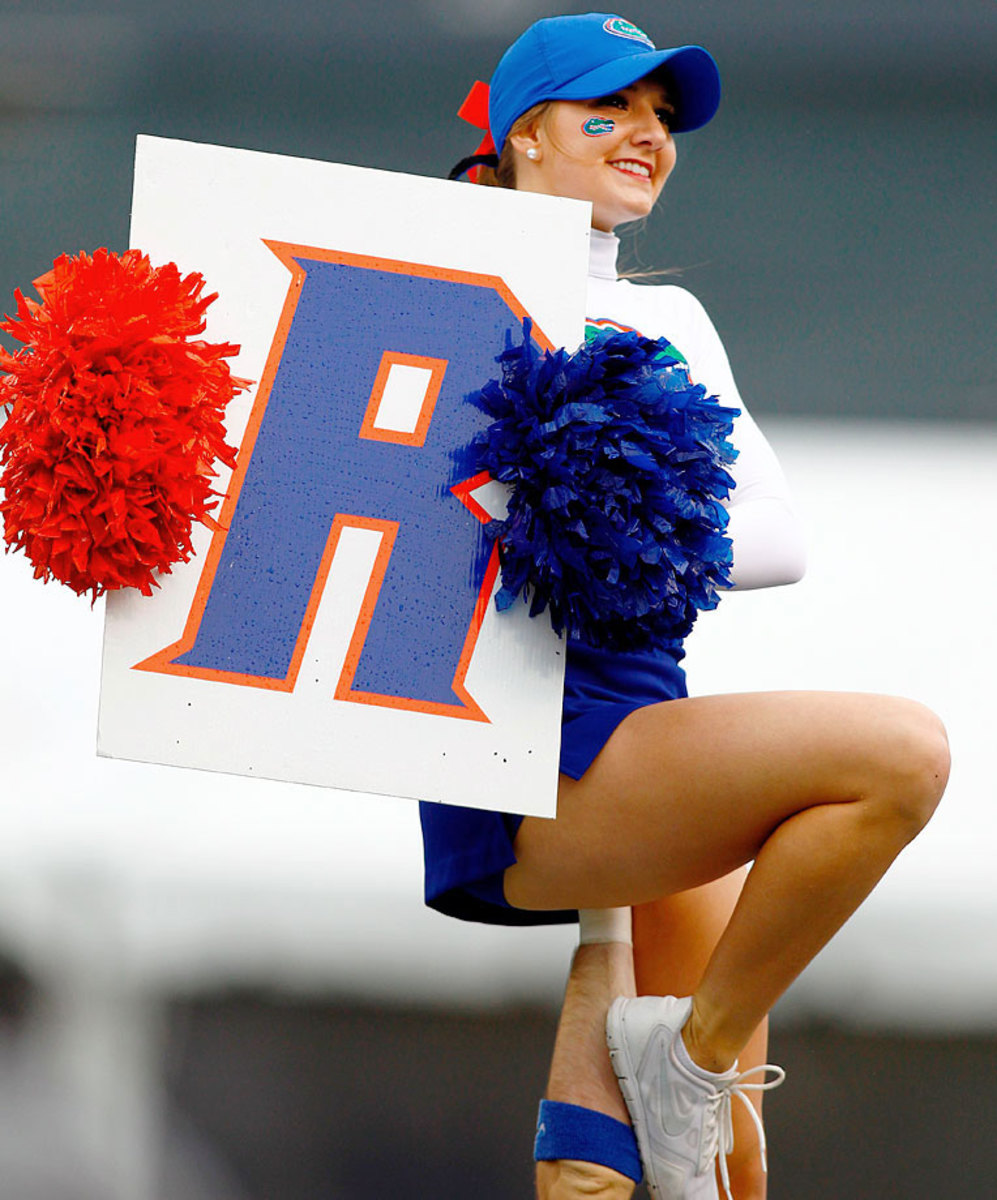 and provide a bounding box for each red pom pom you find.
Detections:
[0,248,247,599]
